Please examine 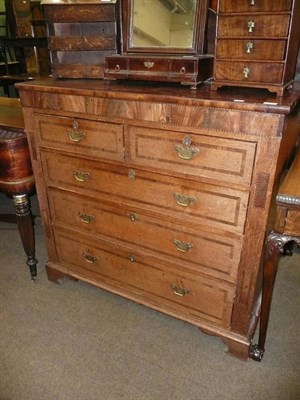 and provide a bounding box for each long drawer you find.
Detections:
[54,228,236,327]
[41,150,250,234]
[36,114,124,162]
[48,188,242,282]
[128,125,256,186]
